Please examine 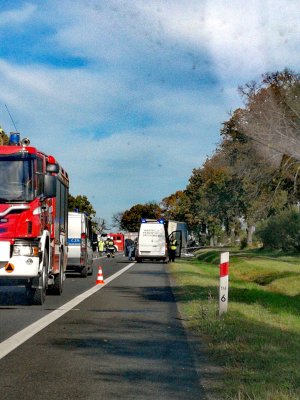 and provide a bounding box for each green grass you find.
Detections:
[170,249,300,400]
